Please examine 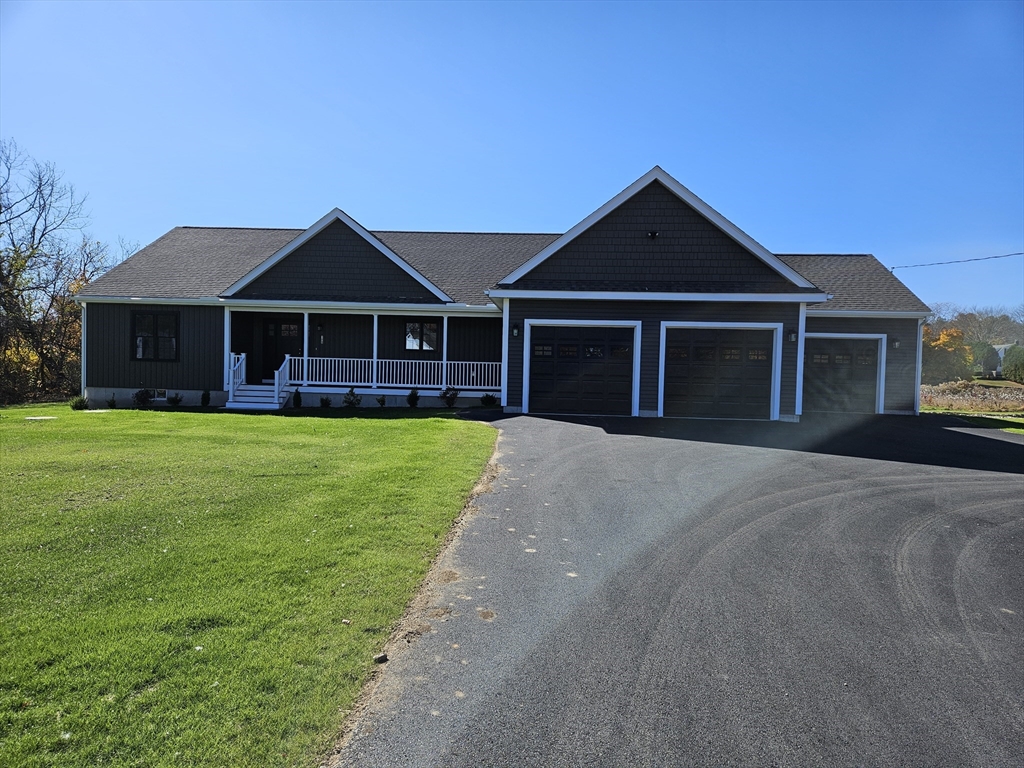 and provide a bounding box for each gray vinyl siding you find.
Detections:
[376,315,444,361]
[310,314,373,358]
[237,220,443,303]
[506,299,801,416]
[85,303,224,392]
[805,316,921,412]
[447,318,502,362]
[507,182,798,293]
